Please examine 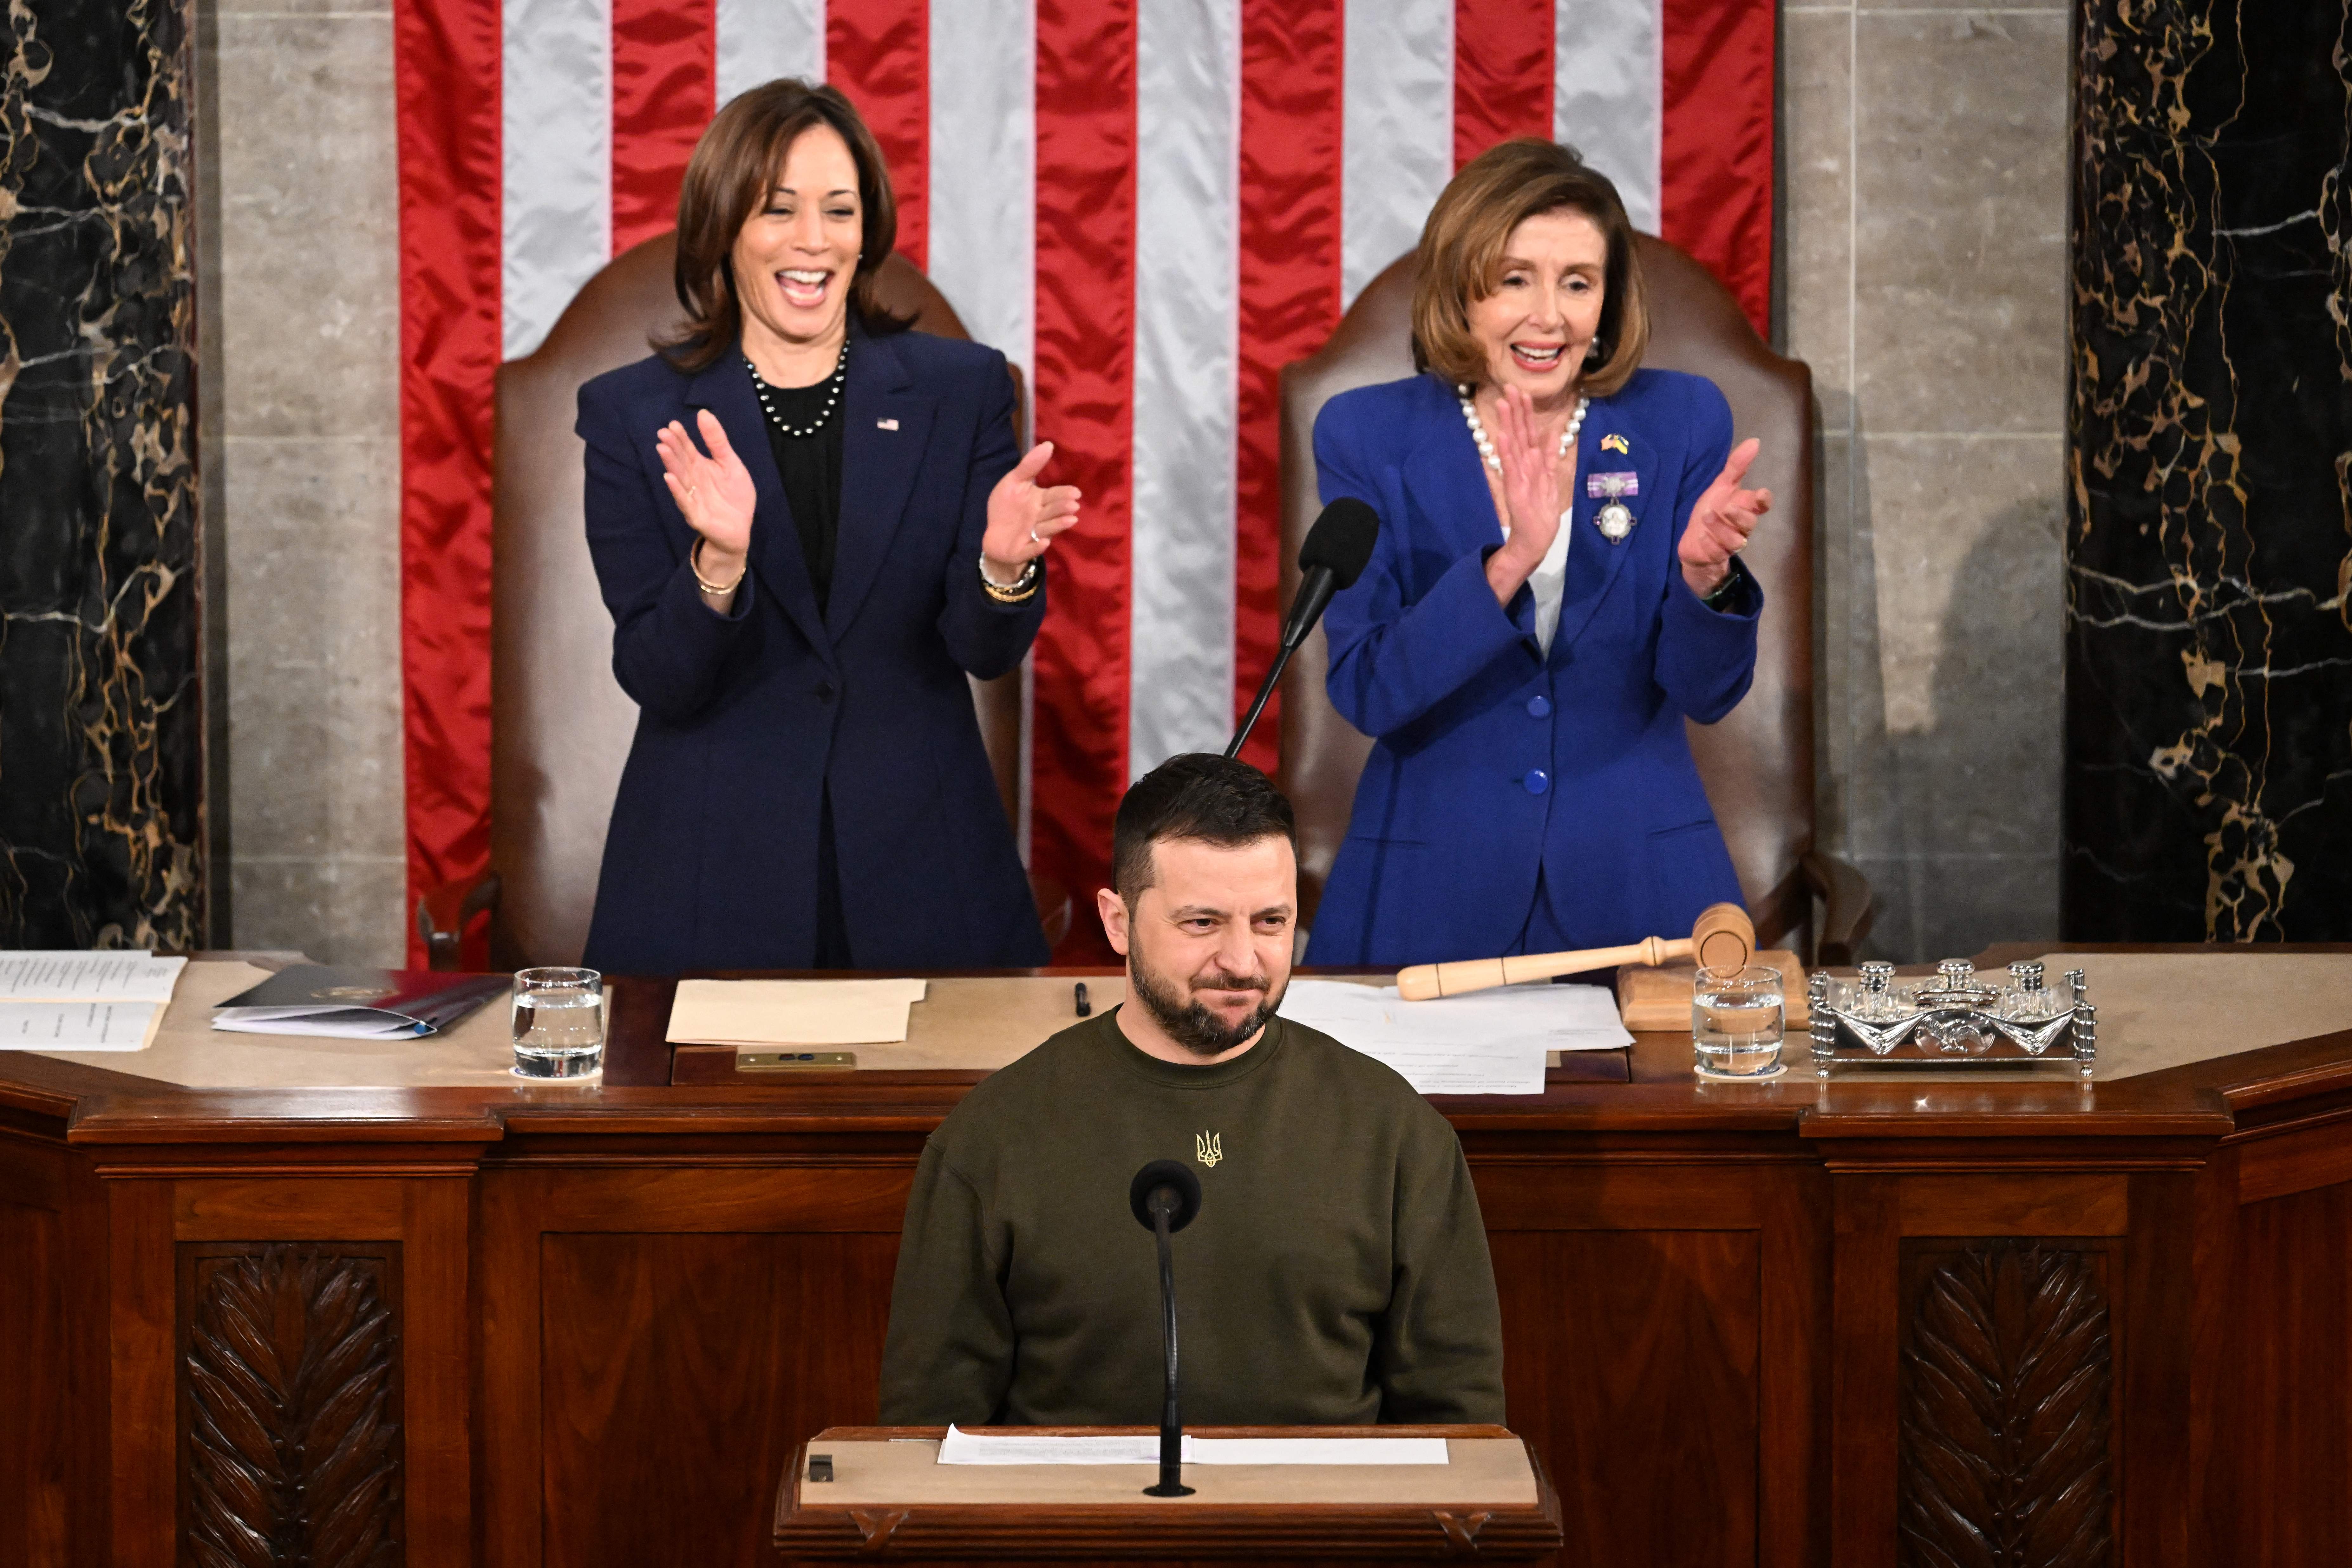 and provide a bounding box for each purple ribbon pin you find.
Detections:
[1585,470,1639,499]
